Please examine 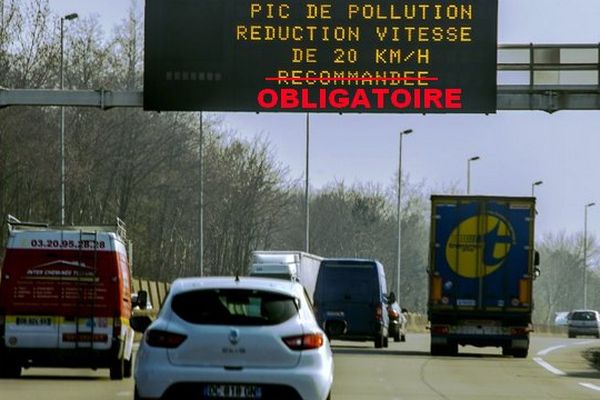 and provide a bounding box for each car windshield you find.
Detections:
[570,311,598,321]
[171,289,298,326]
